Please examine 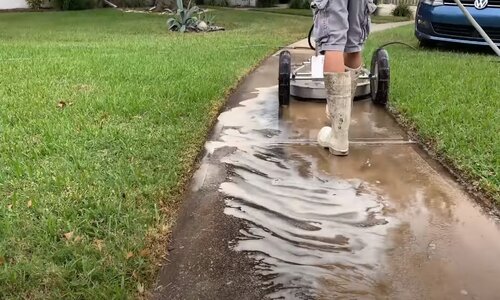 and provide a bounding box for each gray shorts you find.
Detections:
[313,0,377,53]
